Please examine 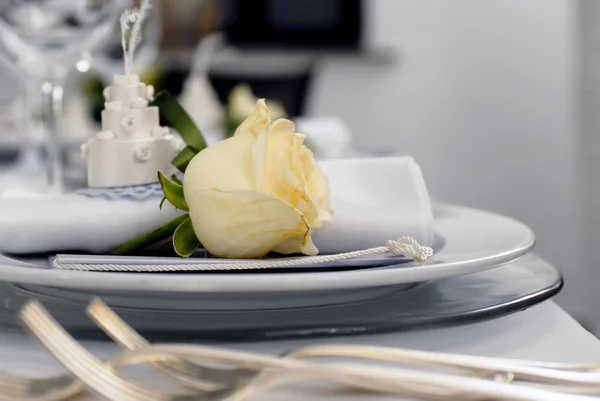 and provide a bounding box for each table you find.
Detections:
[0,300,598,400]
